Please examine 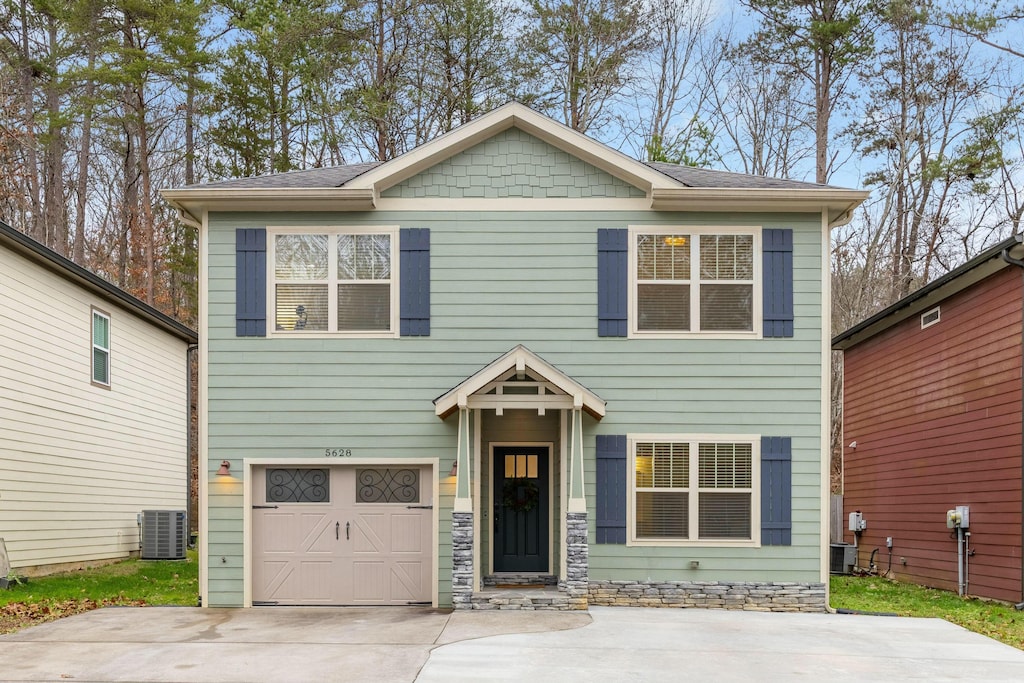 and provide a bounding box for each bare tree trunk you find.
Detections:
[814,48,831,185]
[42,13,66,255]
[185,68,195,185]
[19,0,43,242]
[135,83,156,305]
[73,48,96,265]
